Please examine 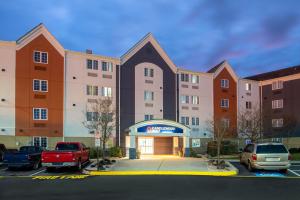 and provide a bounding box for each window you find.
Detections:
[144,68,154,77]
[144,91,154,101]
[87,59,98,70]
[272,80,283,90]
[33,137,48,148]
[33,108,48,120]
[272,119,283,128]
[102,87,112,97]
[191,96,199,104]
[192,139,201,147]
[191,75,199,84]
[192,117,200,126]
[86,112,98,121]
[222,118,230,128]
[33,79,48,92]
[180,95,189,104]
[245,83,252,91]
[102,61,113,72]
[144,114,154,121]
[86,85,98,96]
[220,99,229,108]
[181,116,189,125]
[33,51,48,64]
[272,99,283,109]
[221,79,229,88]
[181,73,189,82]
[246,101,252,109]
